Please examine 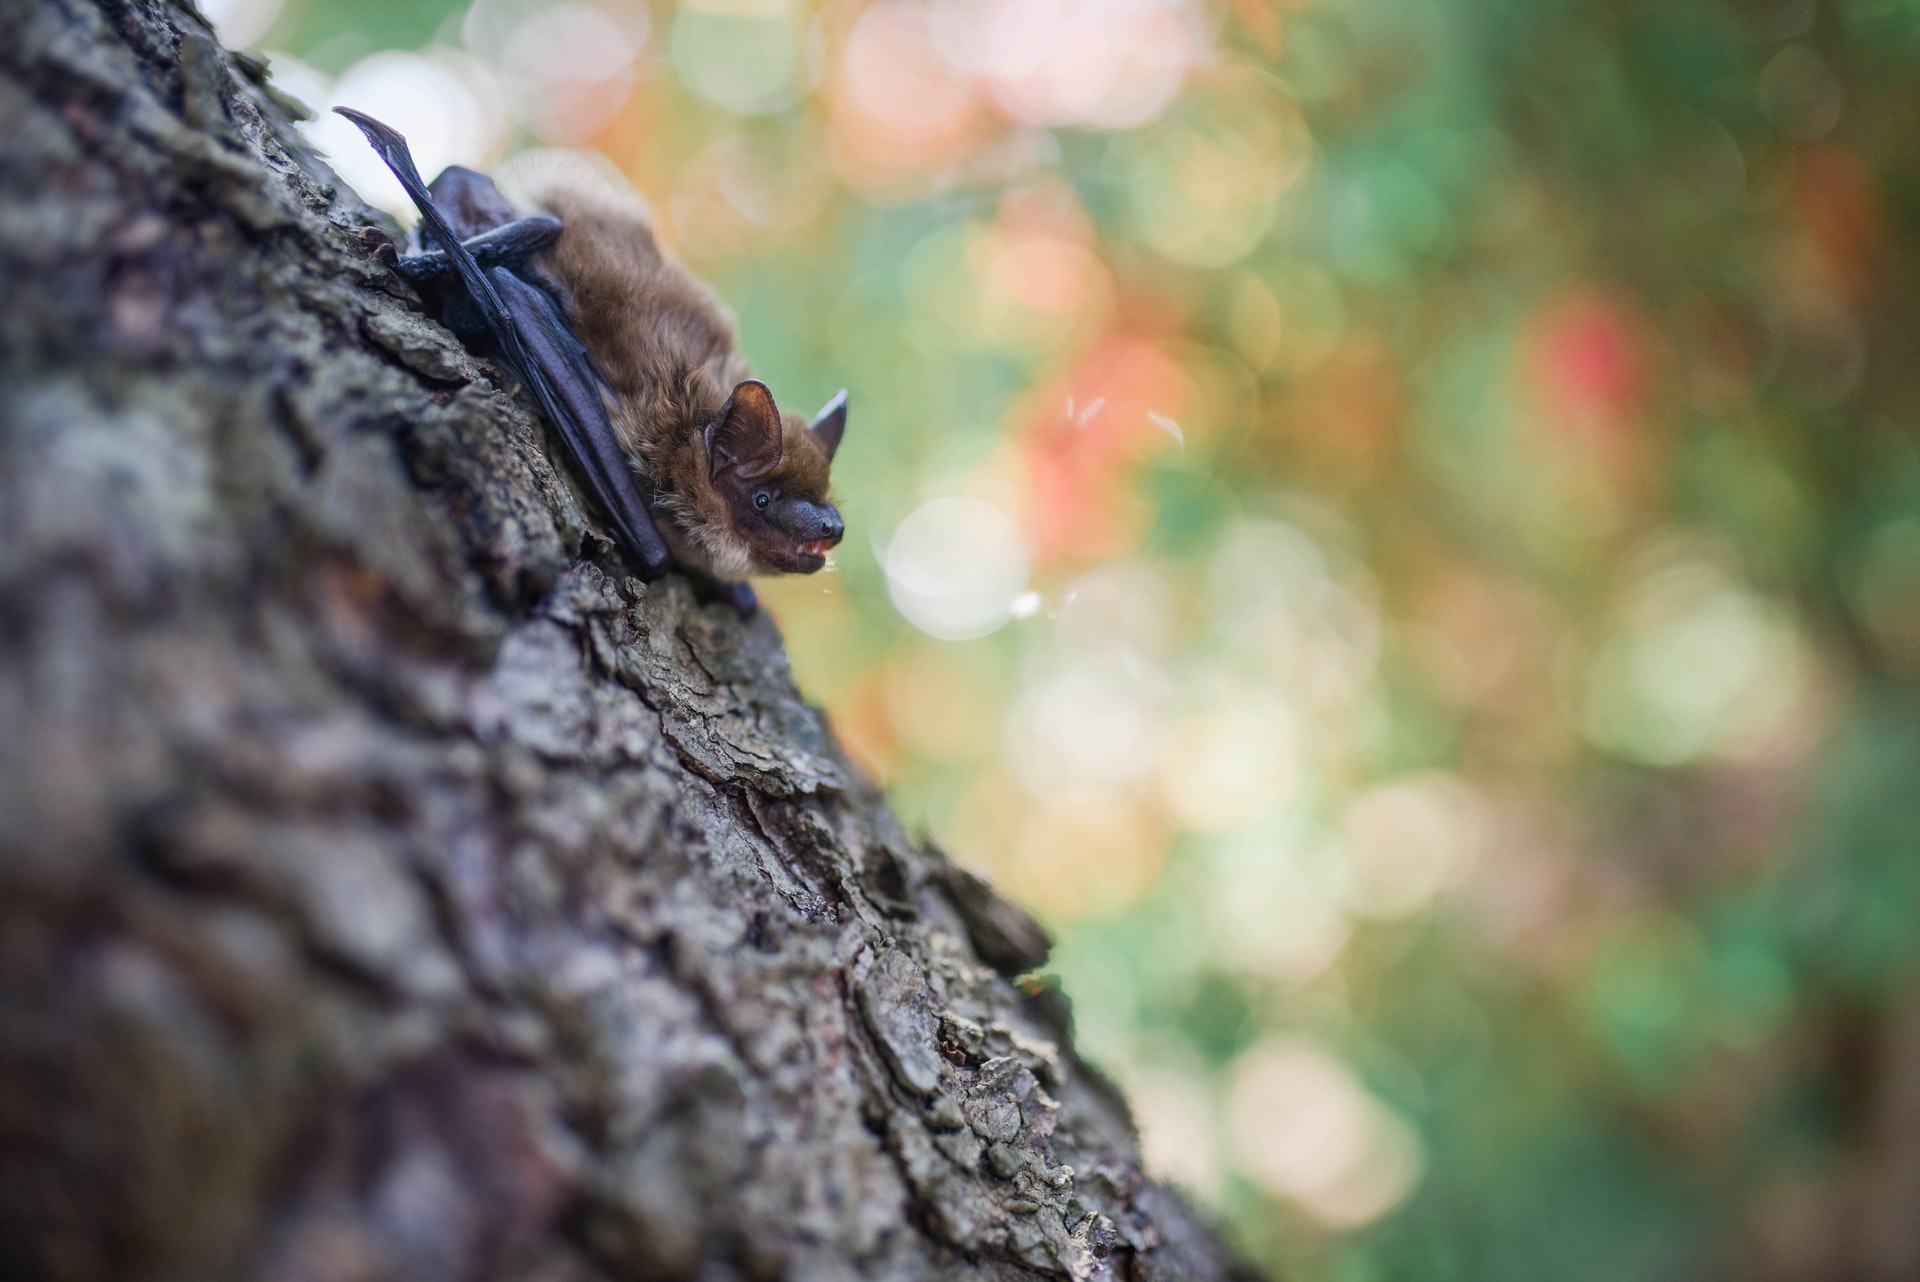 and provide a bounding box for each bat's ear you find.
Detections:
[706,380,784,481]
[808,389,848,462]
